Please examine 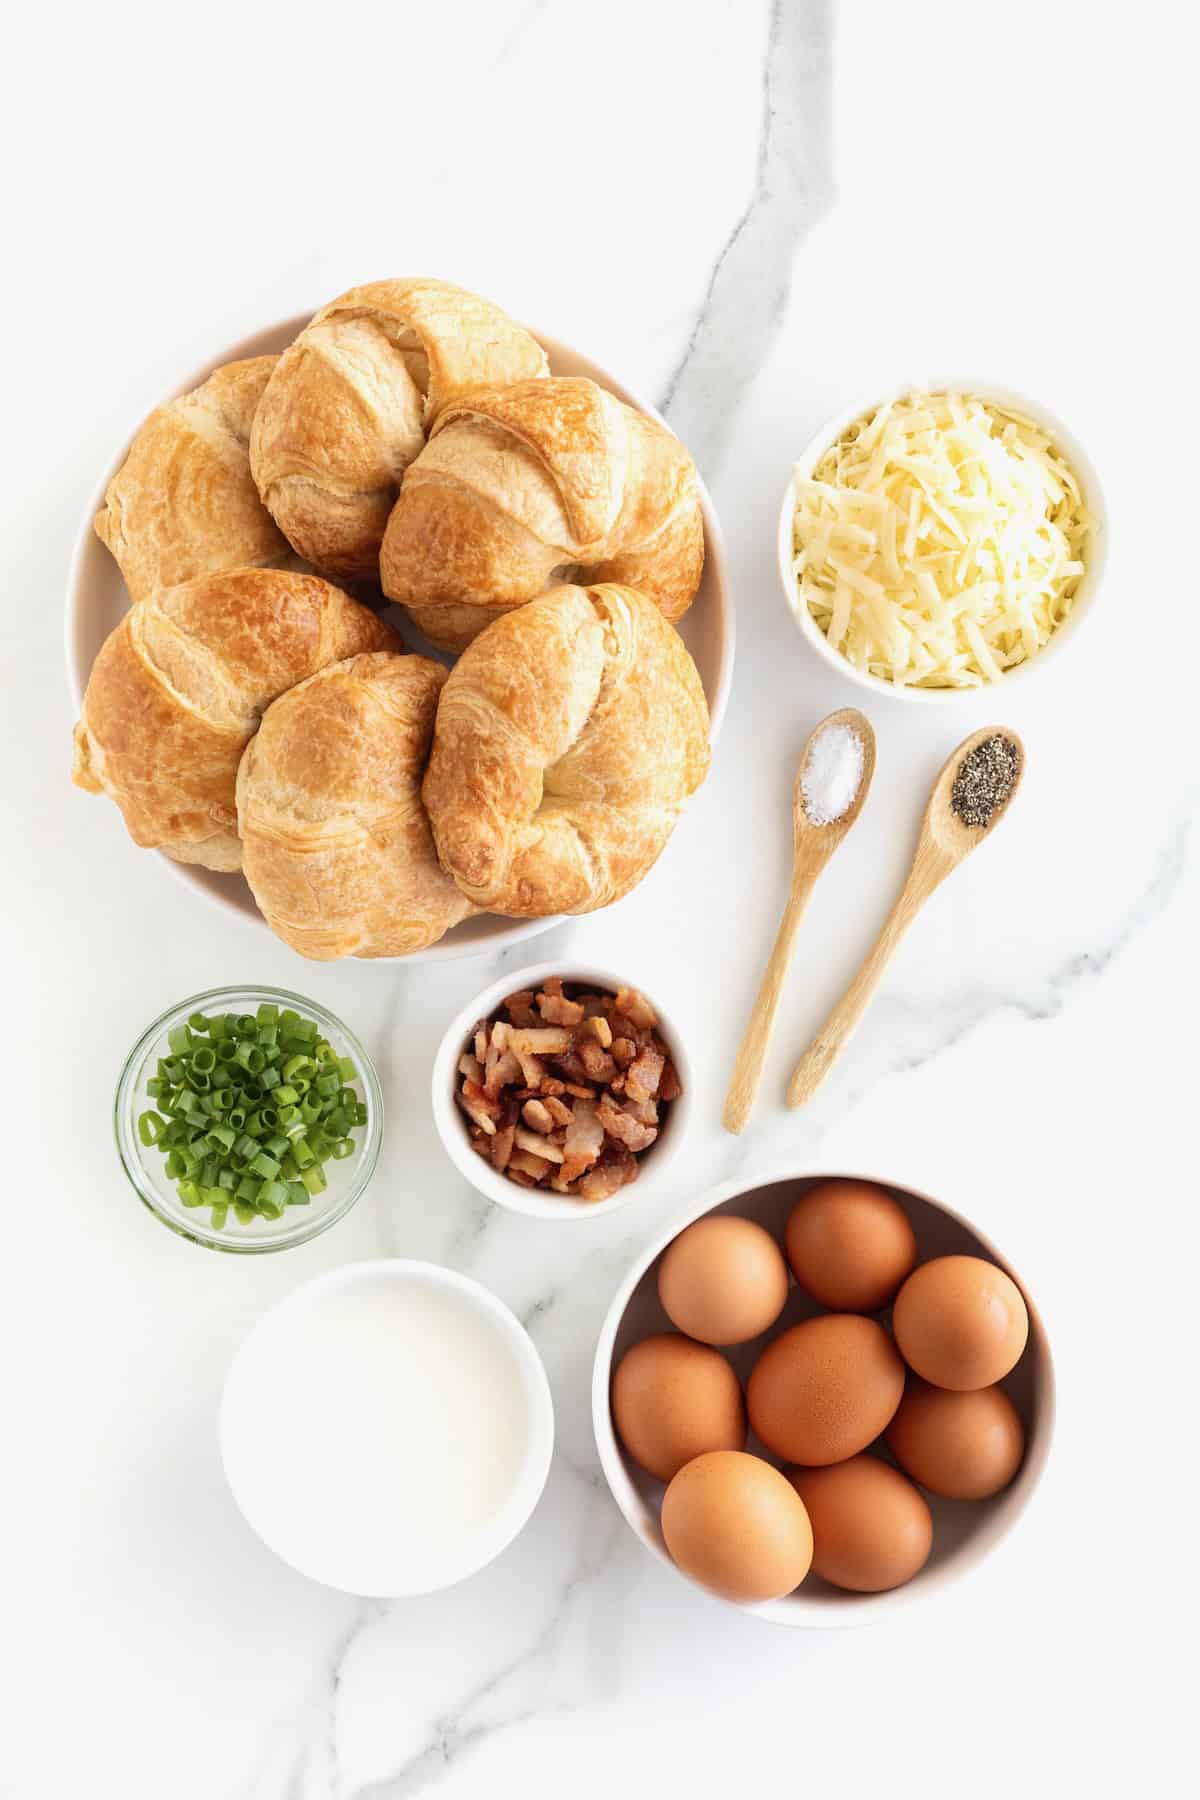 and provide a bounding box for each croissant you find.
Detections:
[94,358,293,603]
[237,652,472,959]
[423,583,710,916]
[379,378,705,651]
[72,569,397,871]
[249,279,549,580]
